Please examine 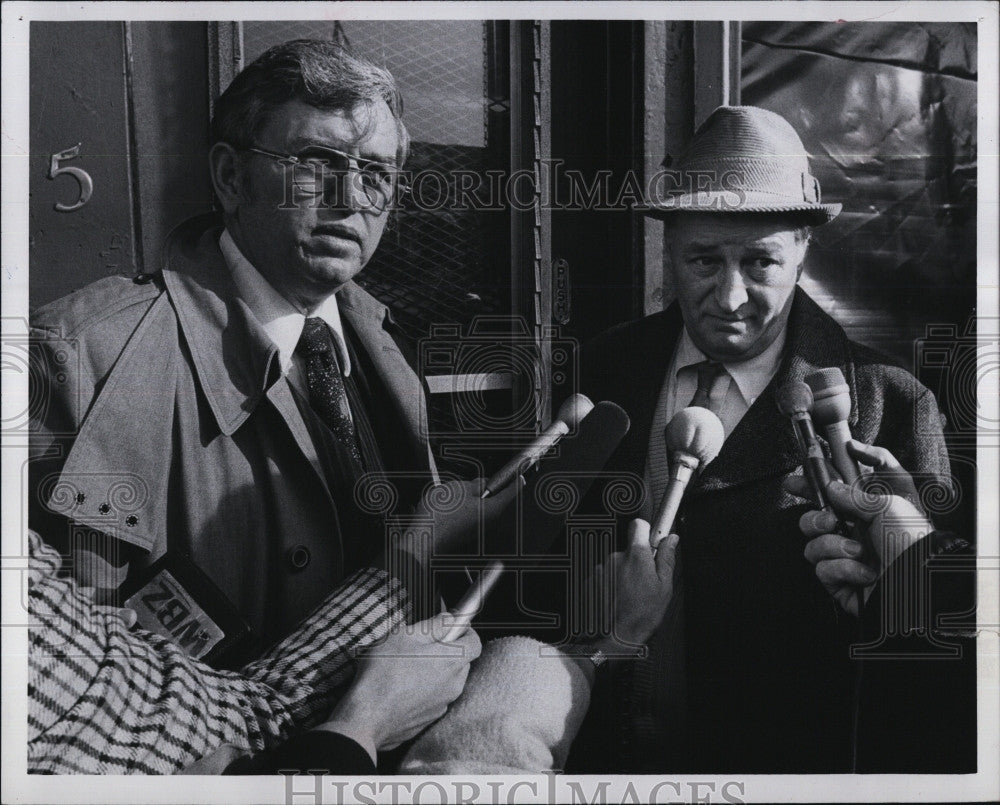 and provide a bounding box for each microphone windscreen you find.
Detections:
[665,406,725,466]
[555,393,595,429]
[776,381,814,417]
[804,368,851,424]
